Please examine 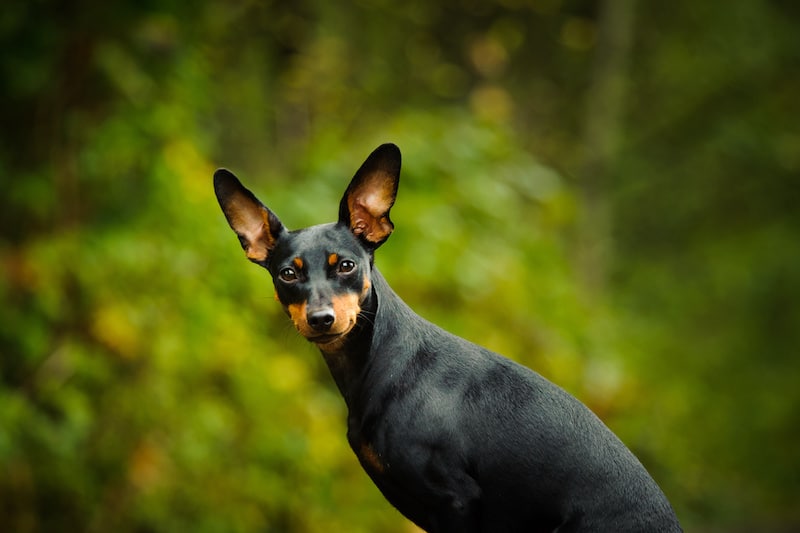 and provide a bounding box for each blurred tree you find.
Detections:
[575,0,634,296]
